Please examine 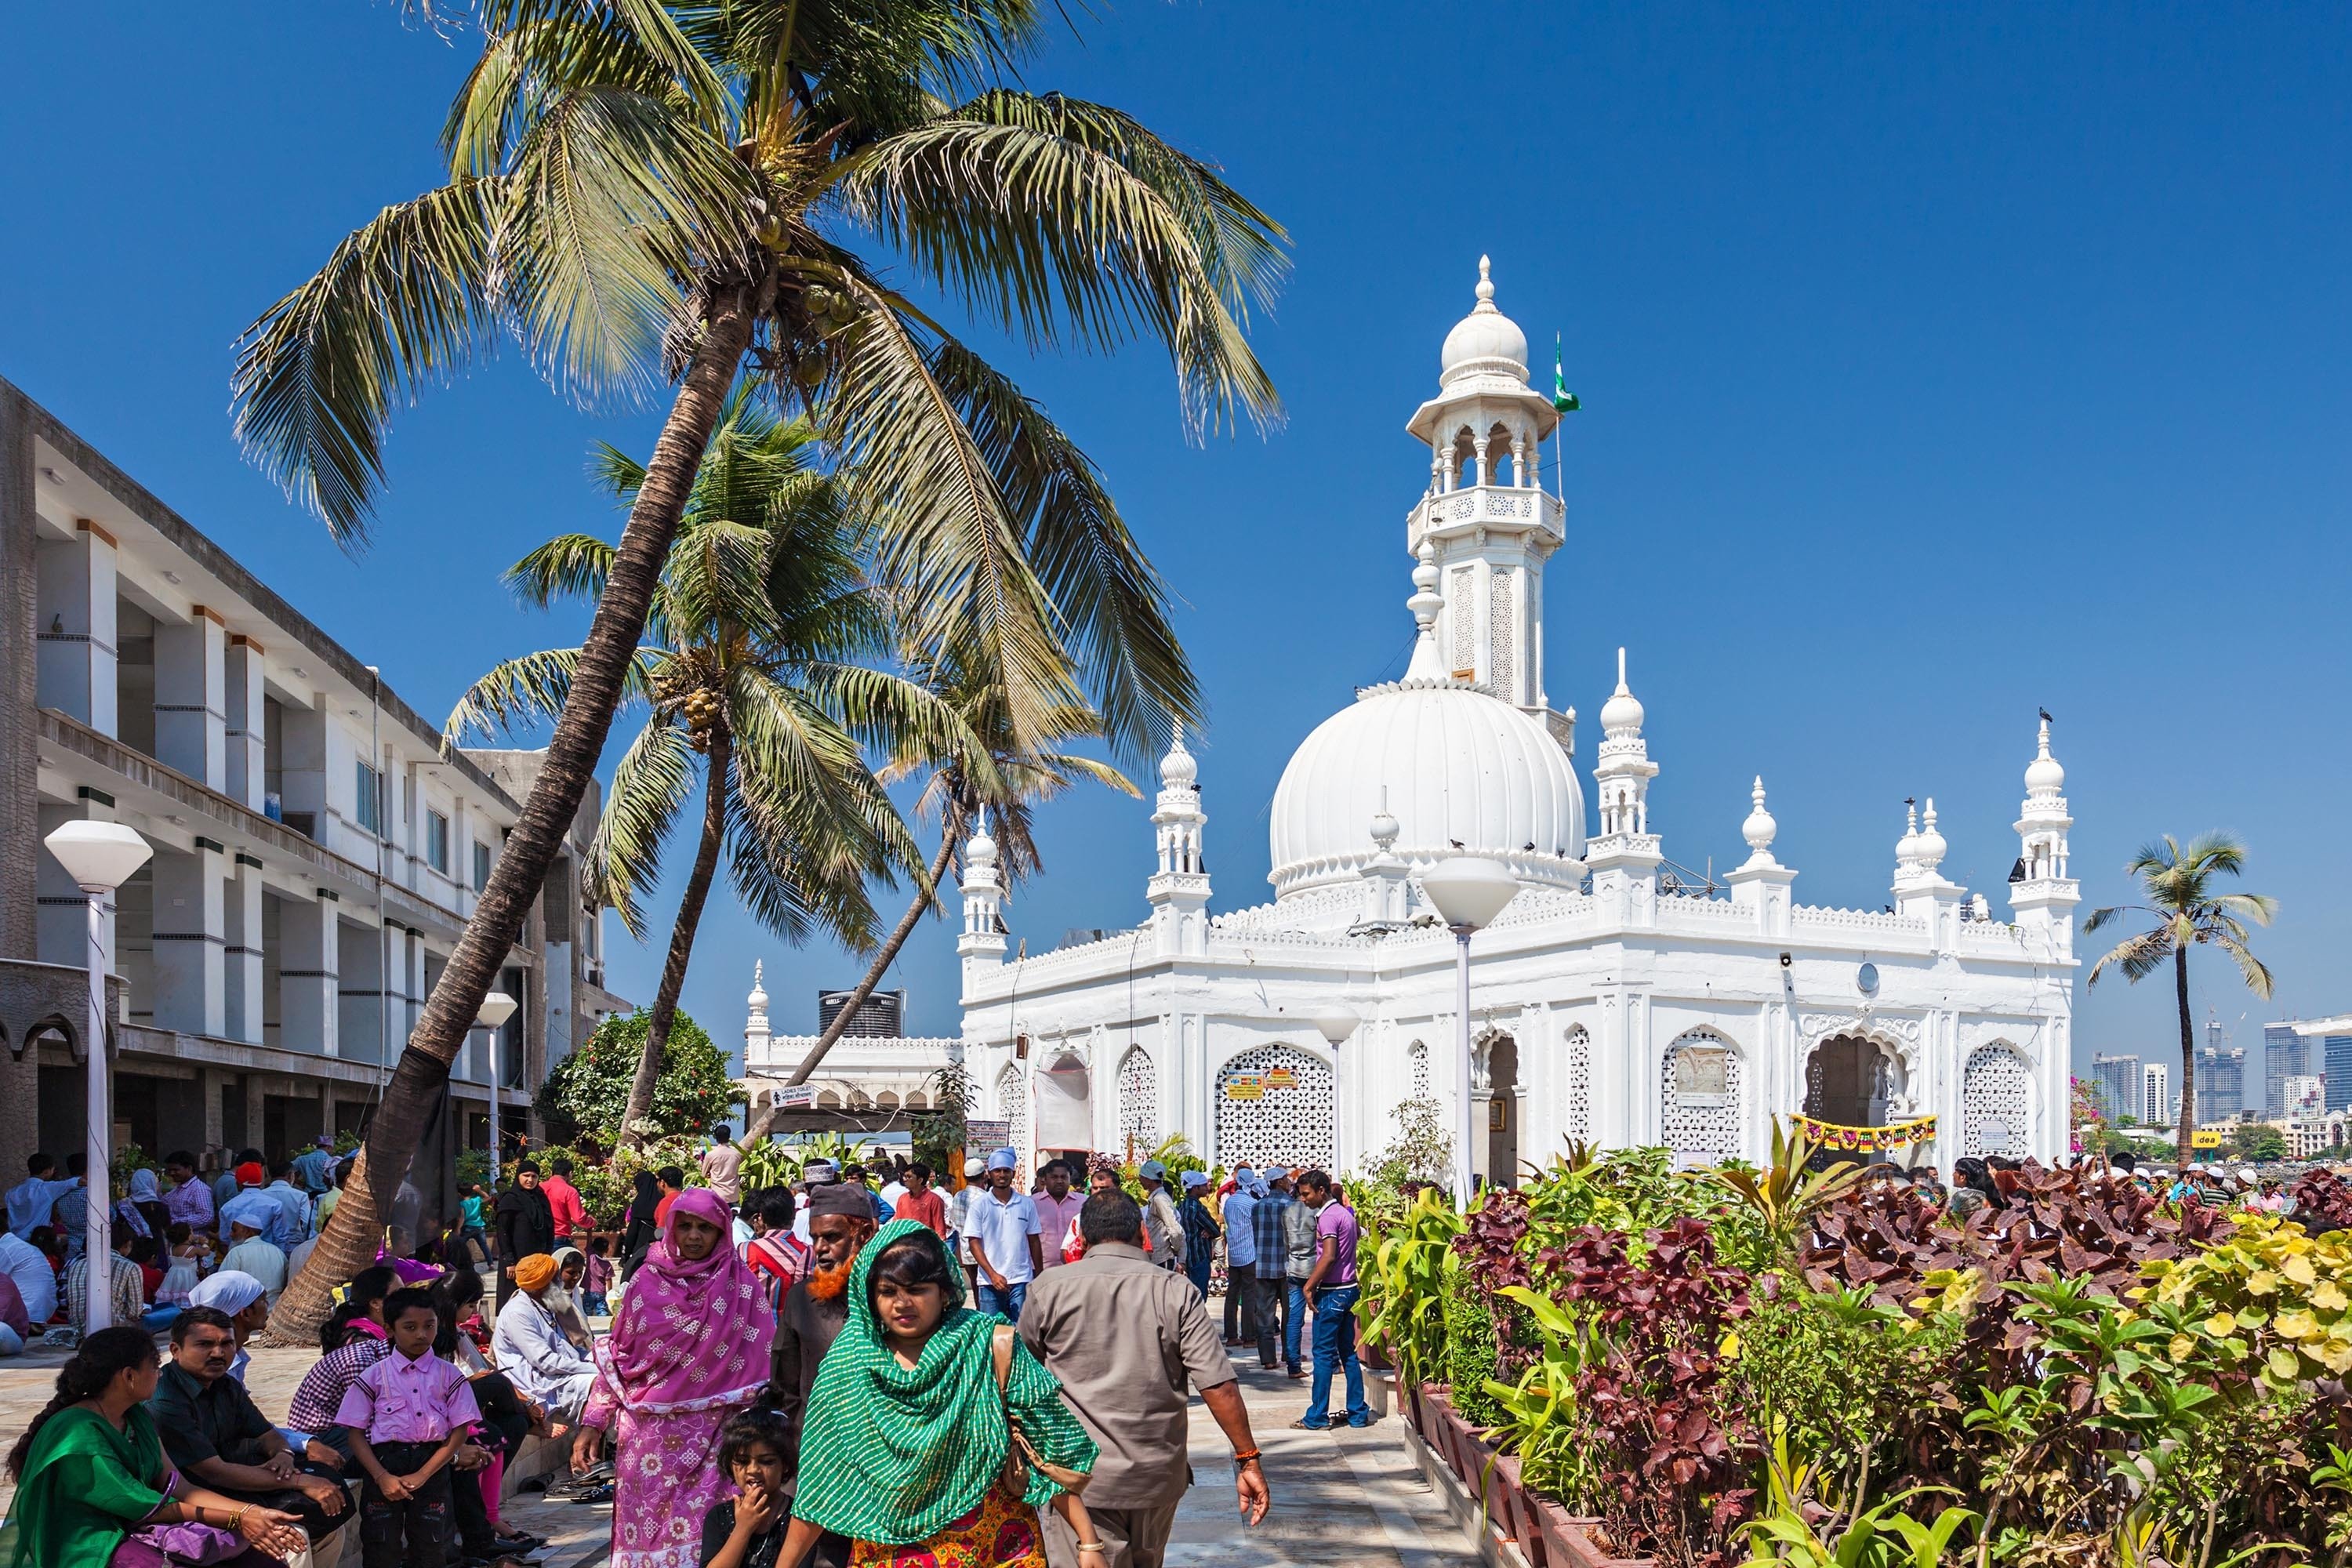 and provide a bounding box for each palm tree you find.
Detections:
[741,652,1133,1139]
[232,0,1280,1334]
[449,387,969,1151]
[2085,833,2278,1168]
